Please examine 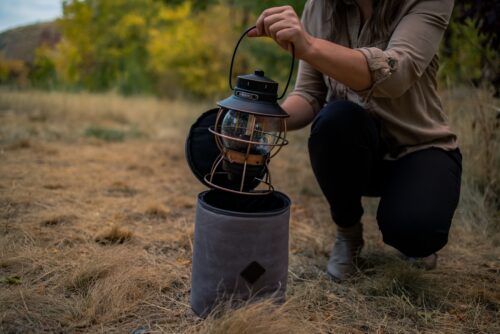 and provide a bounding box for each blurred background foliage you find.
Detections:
[0,0,497,98]
[0,0,304,98]
[440,1,499,95]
